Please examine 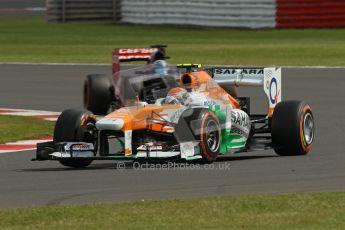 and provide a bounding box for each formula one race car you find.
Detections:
[83,44,173,115]
[83,45,239,115]
[35,65,314,168]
